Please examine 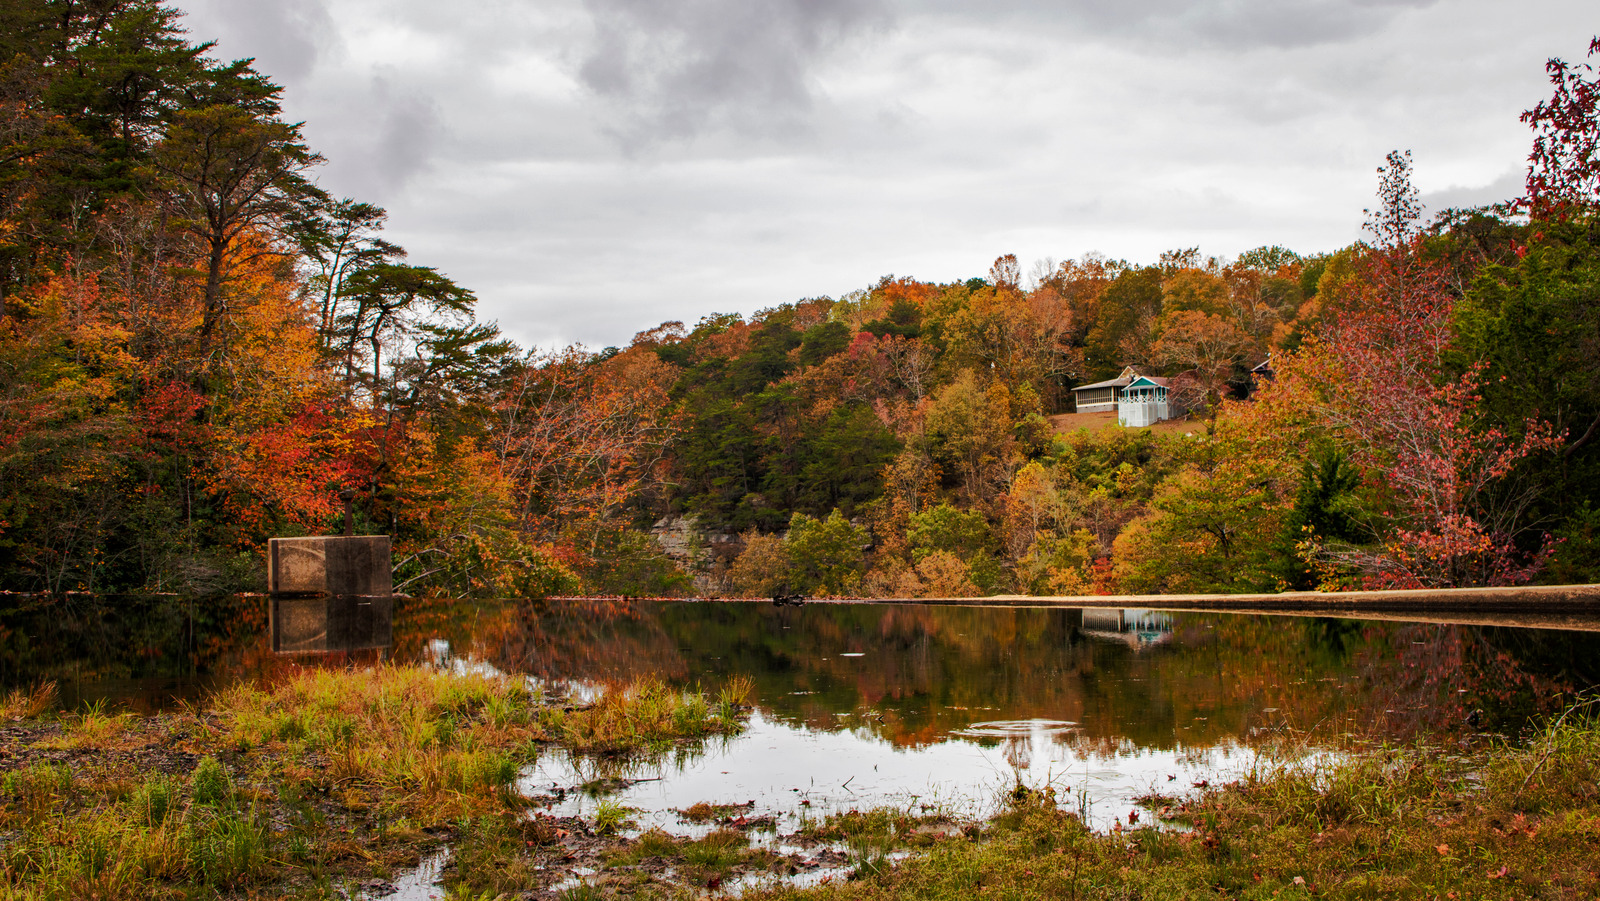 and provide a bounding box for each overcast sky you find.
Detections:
[173,0,1594,351]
